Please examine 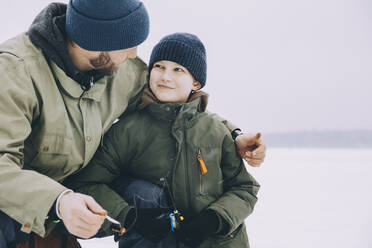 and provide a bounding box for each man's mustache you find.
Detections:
[90,52,111,68]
